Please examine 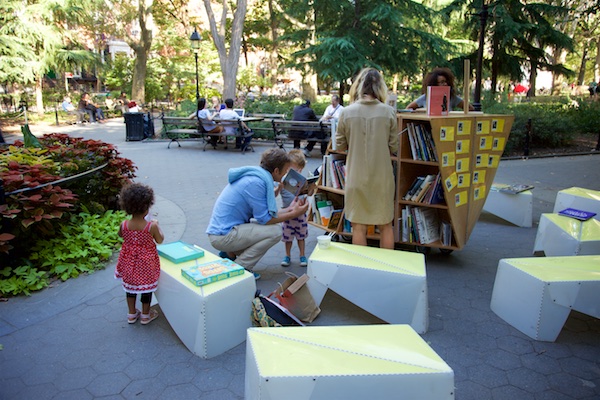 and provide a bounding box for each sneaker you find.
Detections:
[302,148,311,158]
[245,268,261,280]
[299,256,308,267]
[281,256,291,267]
[219,251,236,261]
